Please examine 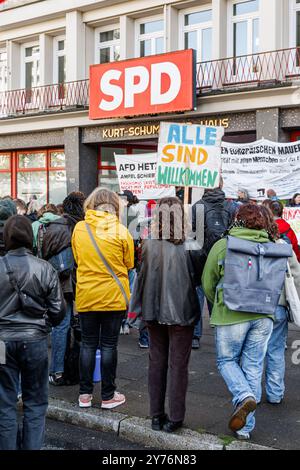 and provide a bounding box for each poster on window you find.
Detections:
[283,207,300,244]
[221,140,300,200]
[156,122,224,189]
[114,153,175,200]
